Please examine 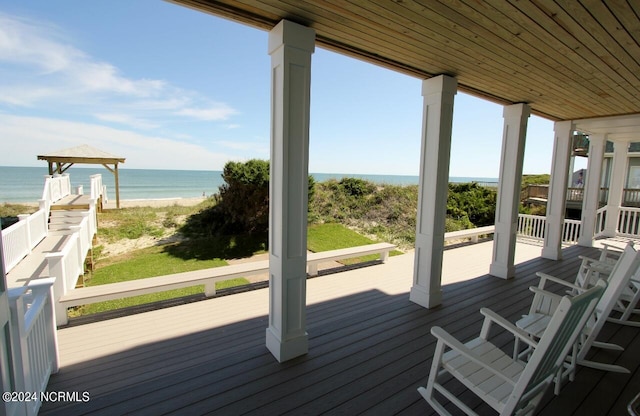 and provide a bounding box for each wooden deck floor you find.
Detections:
[40,242,640,415]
